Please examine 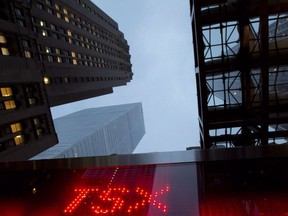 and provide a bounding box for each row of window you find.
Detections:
[35,22,122,59]
[40,0,117,30]
[43,76,128,85]
[0,84,44,110]
[0,34,9,56]
[36,0,119,46]
[0,115,50,152]
[39,45,127,70]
